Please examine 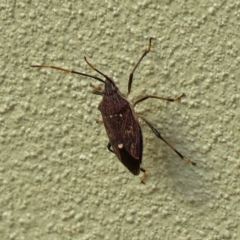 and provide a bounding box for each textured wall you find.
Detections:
[1,1,240,239]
